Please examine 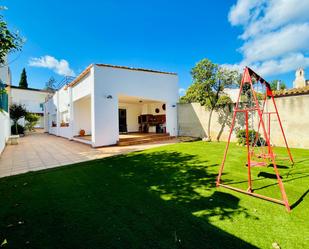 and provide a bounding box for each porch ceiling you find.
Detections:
[118,95,163,104]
